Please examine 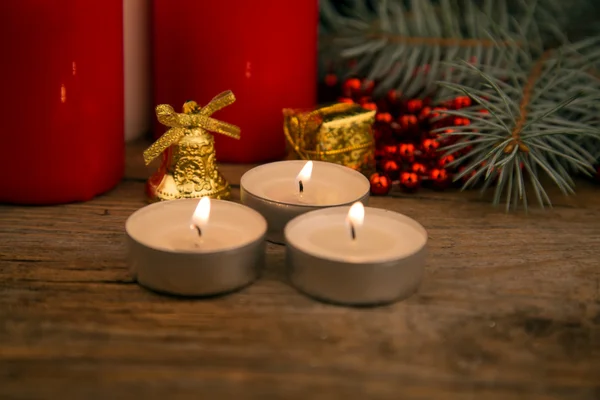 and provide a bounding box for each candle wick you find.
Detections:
[350,223,356,240]
[299,180,304,194]
[194,224,202,238]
